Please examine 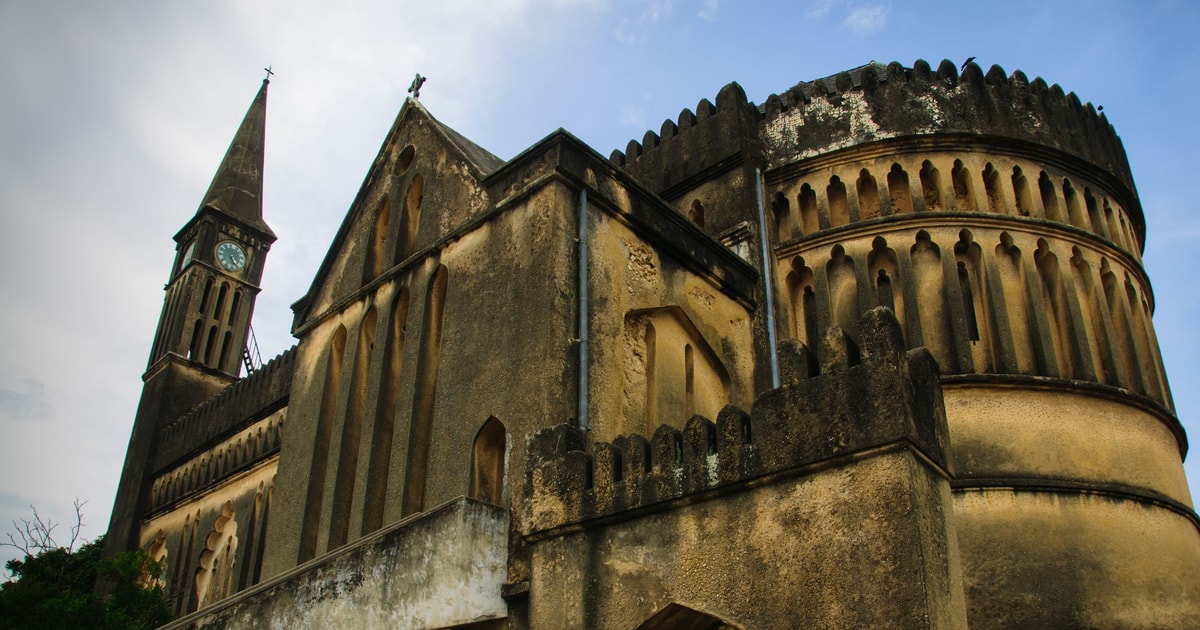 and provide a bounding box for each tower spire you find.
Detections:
[197,77,274,237]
